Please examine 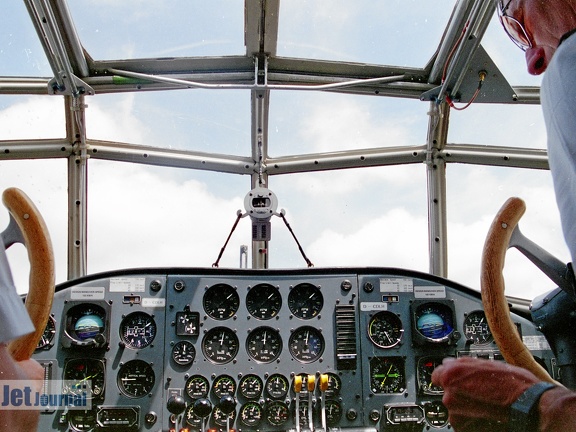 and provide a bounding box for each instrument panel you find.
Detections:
[32,267,556,432]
